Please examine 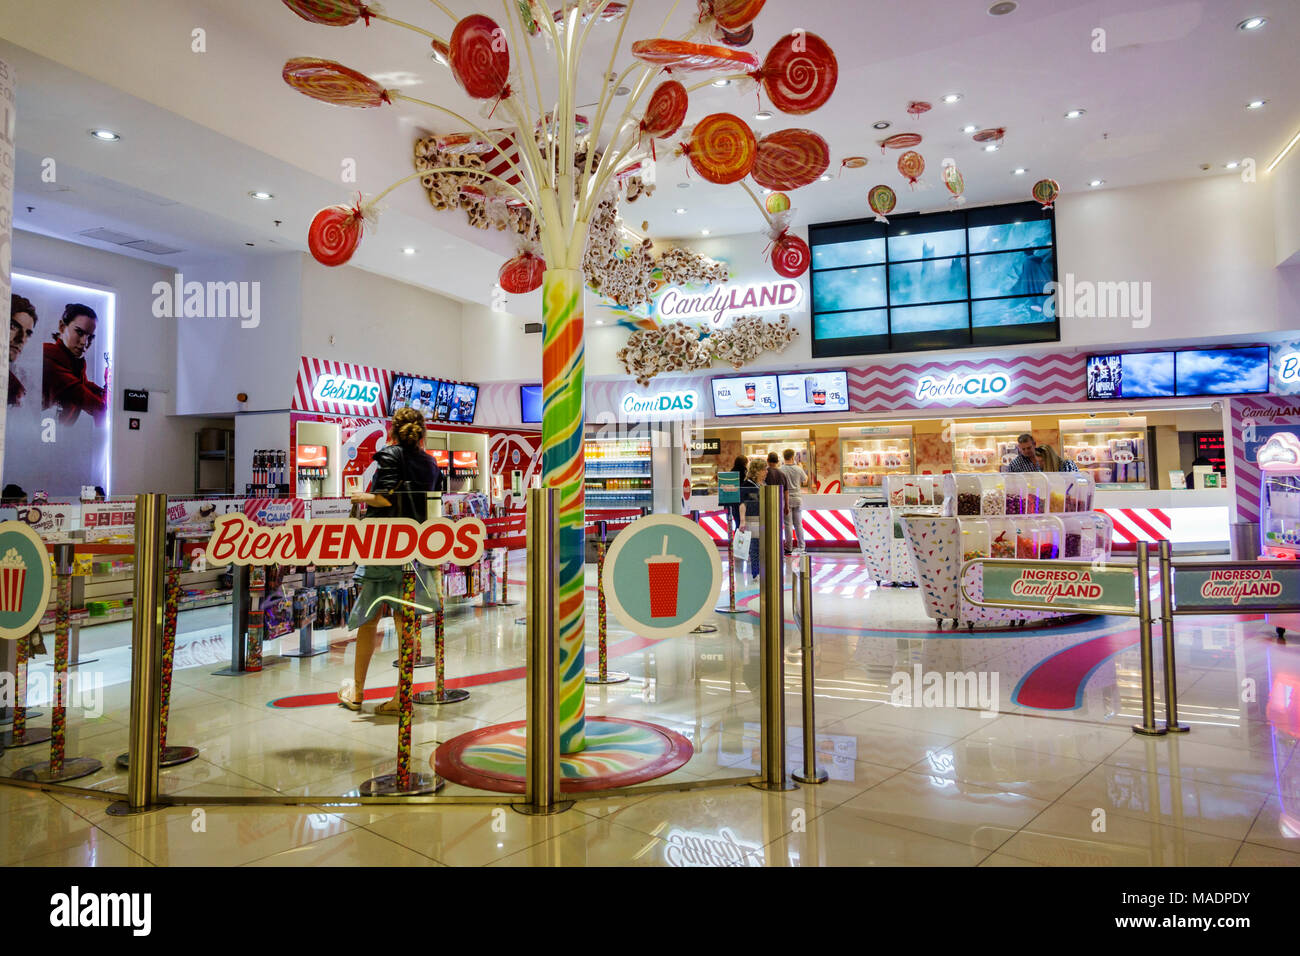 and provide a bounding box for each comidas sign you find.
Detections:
[621,389,699,419]
[205,515,486,567]
[311,374,382,410]
[914,371,1011,403]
